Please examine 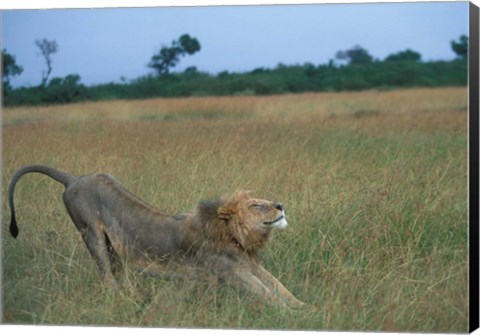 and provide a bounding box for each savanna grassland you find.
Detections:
[1,87,468,331]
